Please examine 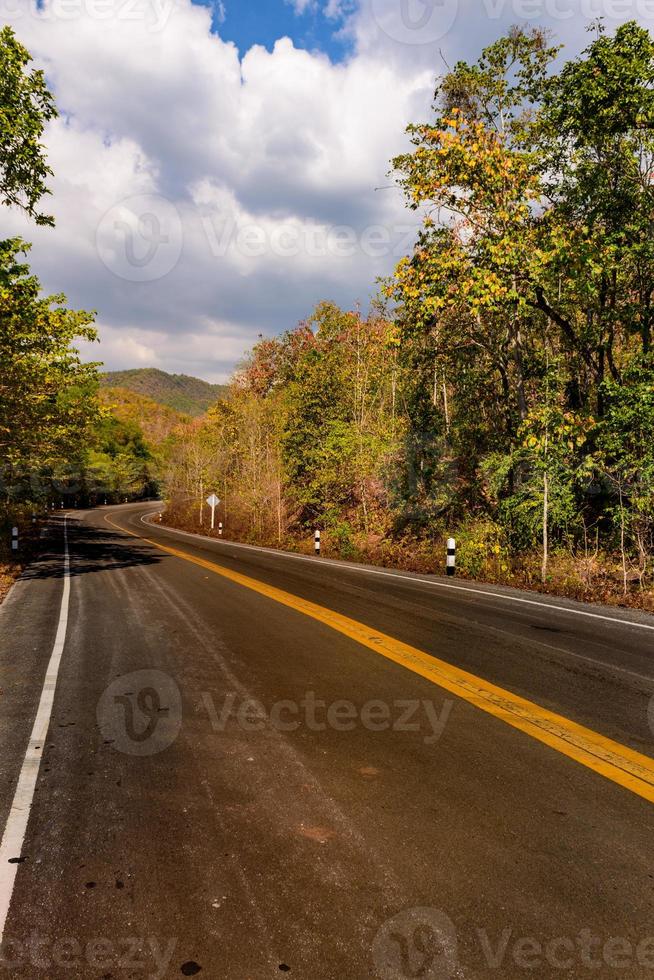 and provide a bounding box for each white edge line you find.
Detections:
[0,516,71,944]
[129,511,654,634]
